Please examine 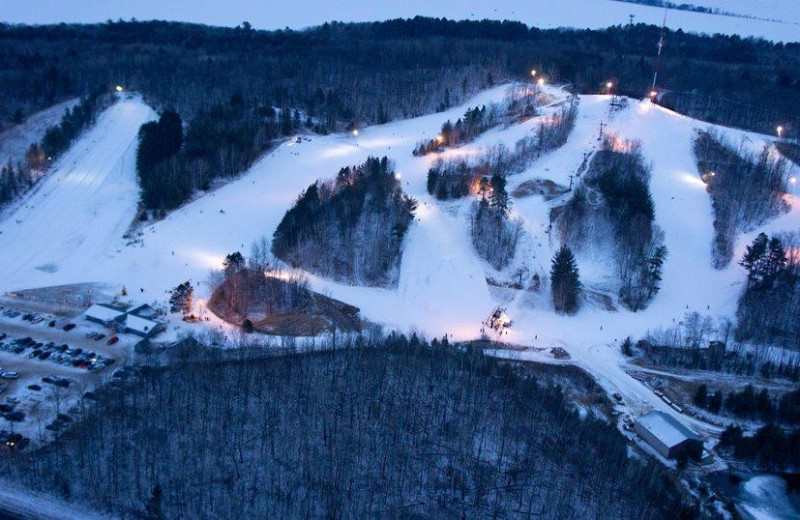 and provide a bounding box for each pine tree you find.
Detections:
[740,233,768,287]
[223,252,246,277]
[646,245,668,299]
[763,237,787,288]
[621,336,634,356]
[242,318,254,333]
[169,281,194,316]
[489,174,510,214]
[693,384,708,408]
[551,245,581,314]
